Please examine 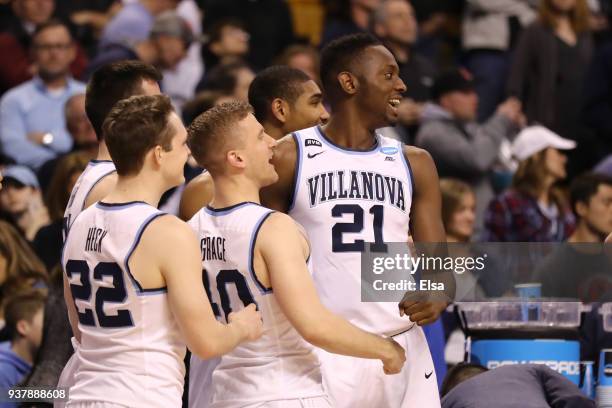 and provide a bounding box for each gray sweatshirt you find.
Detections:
[415,103,517,234]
